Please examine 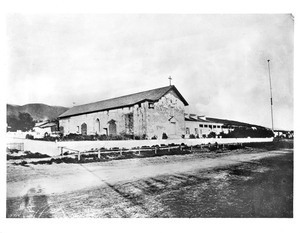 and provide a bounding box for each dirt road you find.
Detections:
[6,147,293,217]
[7,148,292,198]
